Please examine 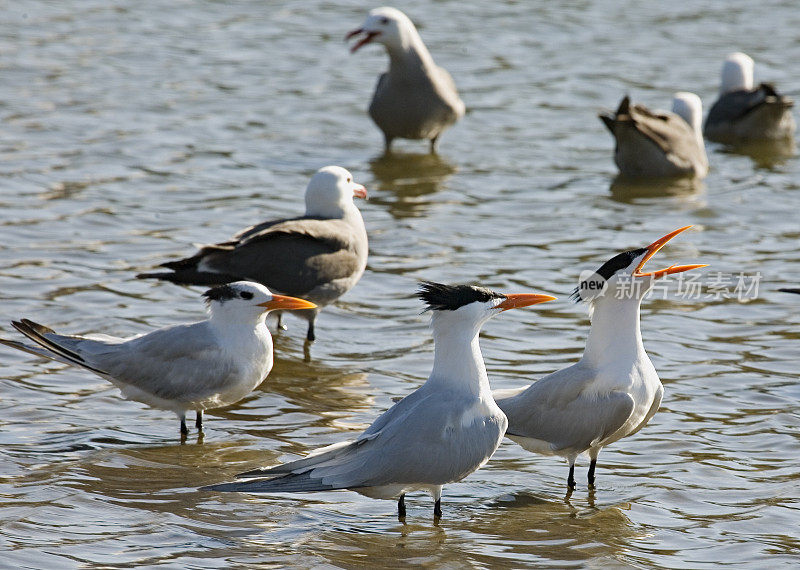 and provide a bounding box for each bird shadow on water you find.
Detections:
[367,151,457,219]
[608,175,705,204]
